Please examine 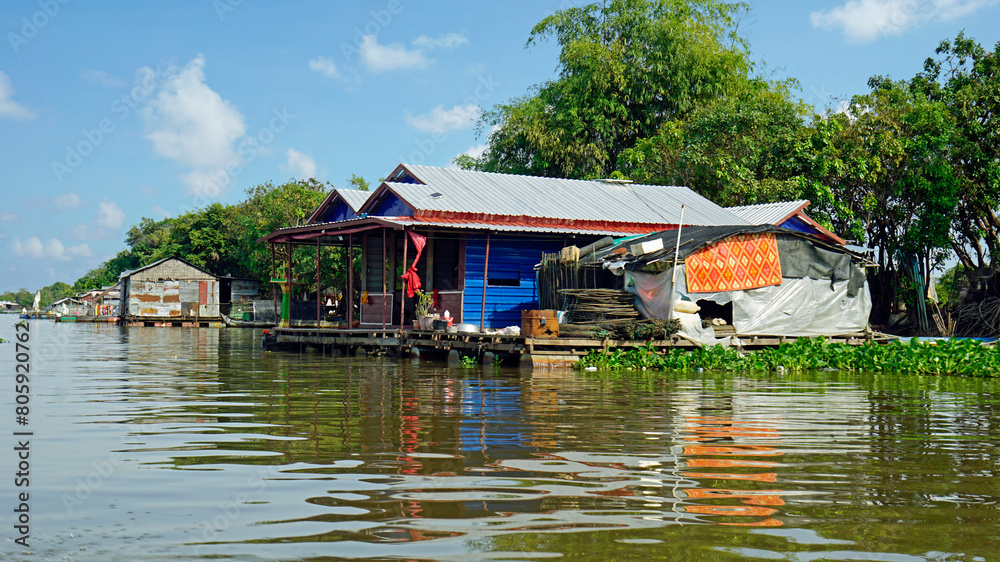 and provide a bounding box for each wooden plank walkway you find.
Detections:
[272,326,893,362]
